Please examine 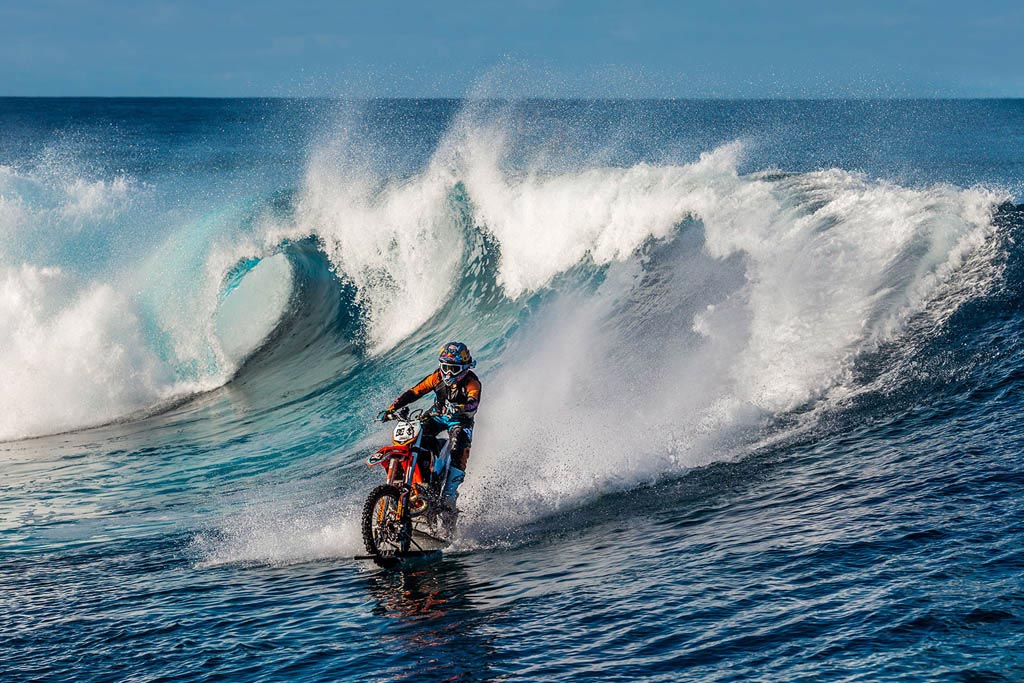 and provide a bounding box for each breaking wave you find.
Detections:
[0,101,1011,542]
